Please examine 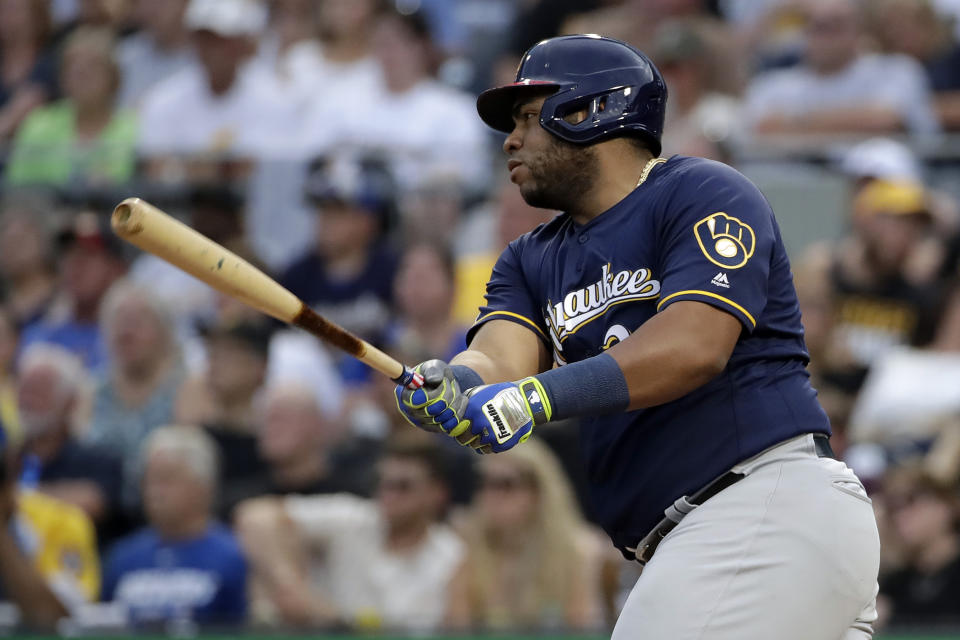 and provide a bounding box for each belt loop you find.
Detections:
[664,495,697,524]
